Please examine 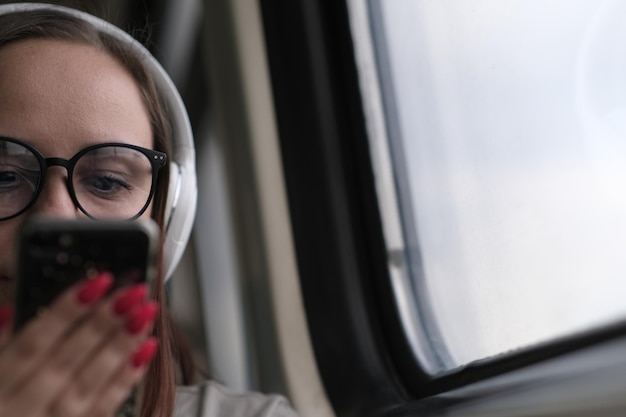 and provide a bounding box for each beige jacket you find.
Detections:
[174,381,300,417]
